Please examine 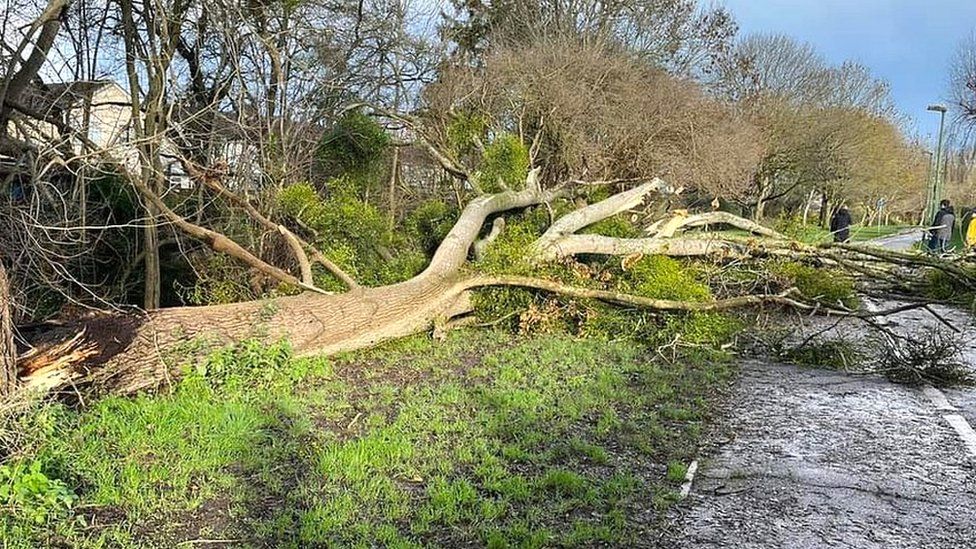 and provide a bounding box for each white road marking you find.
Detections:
[680,459,699,499]
[943,414,976,458]
[920,386,976,457]
[922,385,958,411]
